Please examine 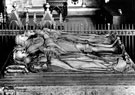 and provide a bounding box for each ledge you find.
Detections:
[68,7,100,16]
[17,7,99,16]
